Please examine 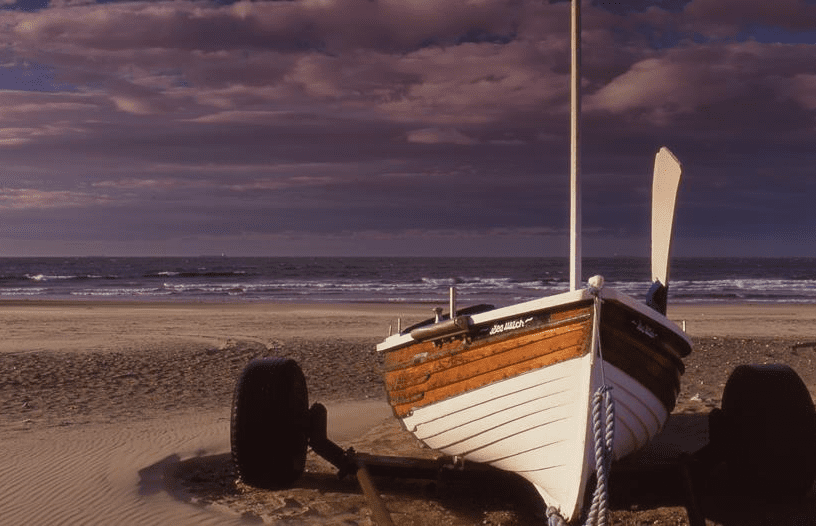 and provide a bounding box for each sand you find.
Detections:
[2,301,816,525]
